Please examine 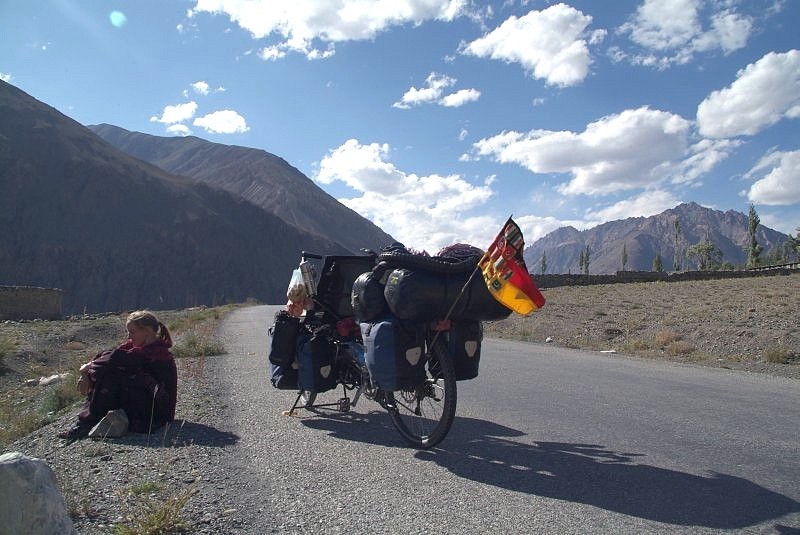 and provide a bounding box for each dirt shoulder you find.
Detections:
[484,271,800,381]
